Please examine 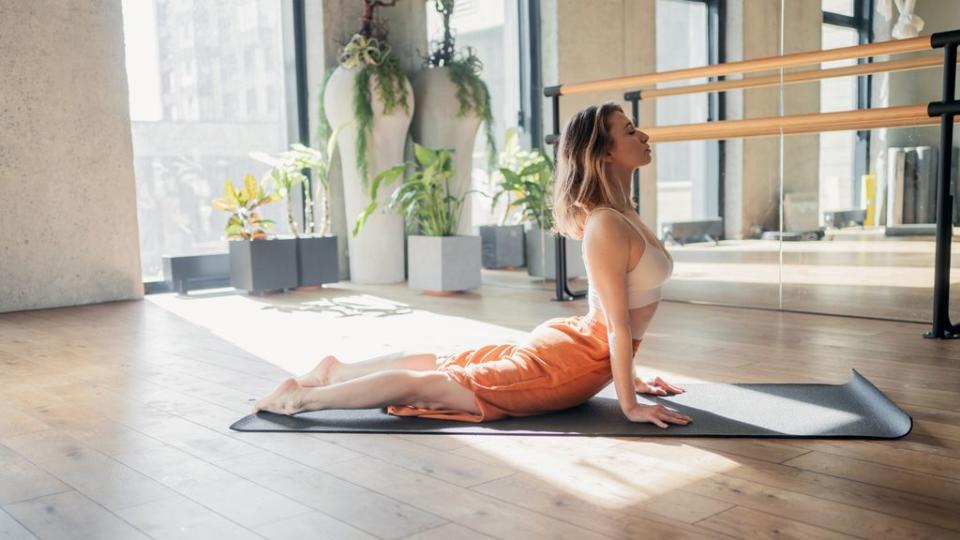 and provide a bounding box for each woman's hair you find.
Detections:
[552,101,633,240]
